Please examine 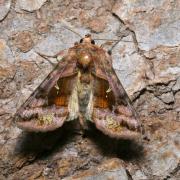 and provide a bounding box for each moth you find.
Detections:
[14,34,141,139]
